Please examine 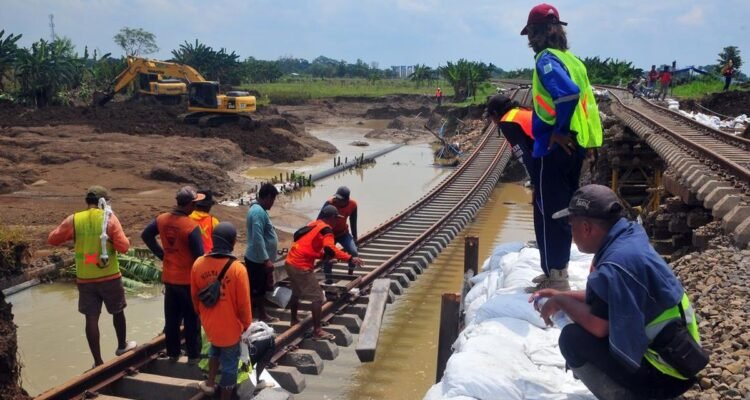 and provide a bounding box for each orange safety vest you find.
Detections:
[156,212,200,285]
[500,107,534,139]
[189,211,218,253]
[328,197,357,237]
